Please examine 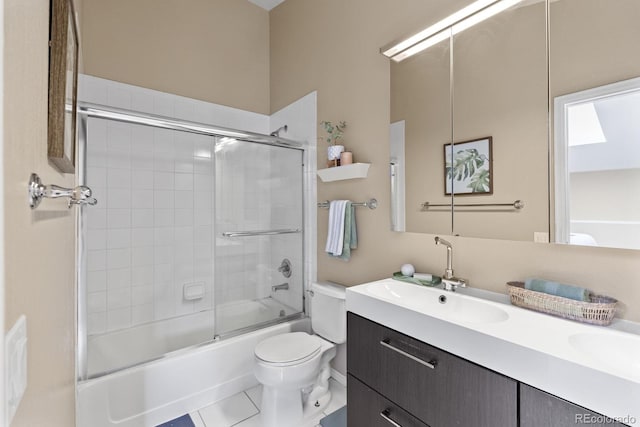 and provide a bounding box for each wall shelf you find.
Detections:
[317,163,370,182]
